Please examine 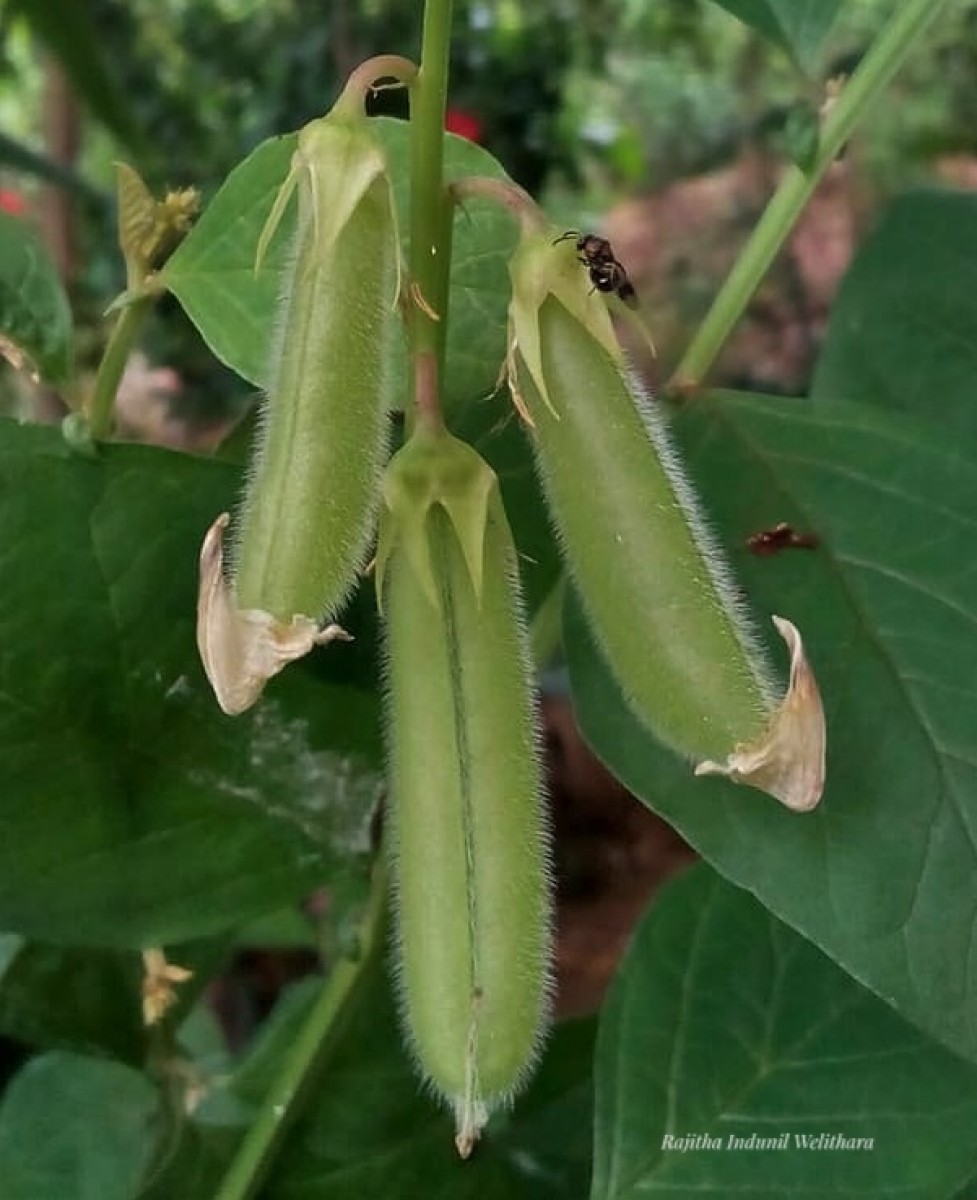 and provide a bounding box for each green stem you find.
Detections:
[213,859,388,1200]
[88,296,153,440]
[672,0,951,388]
[407,0,454,431]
